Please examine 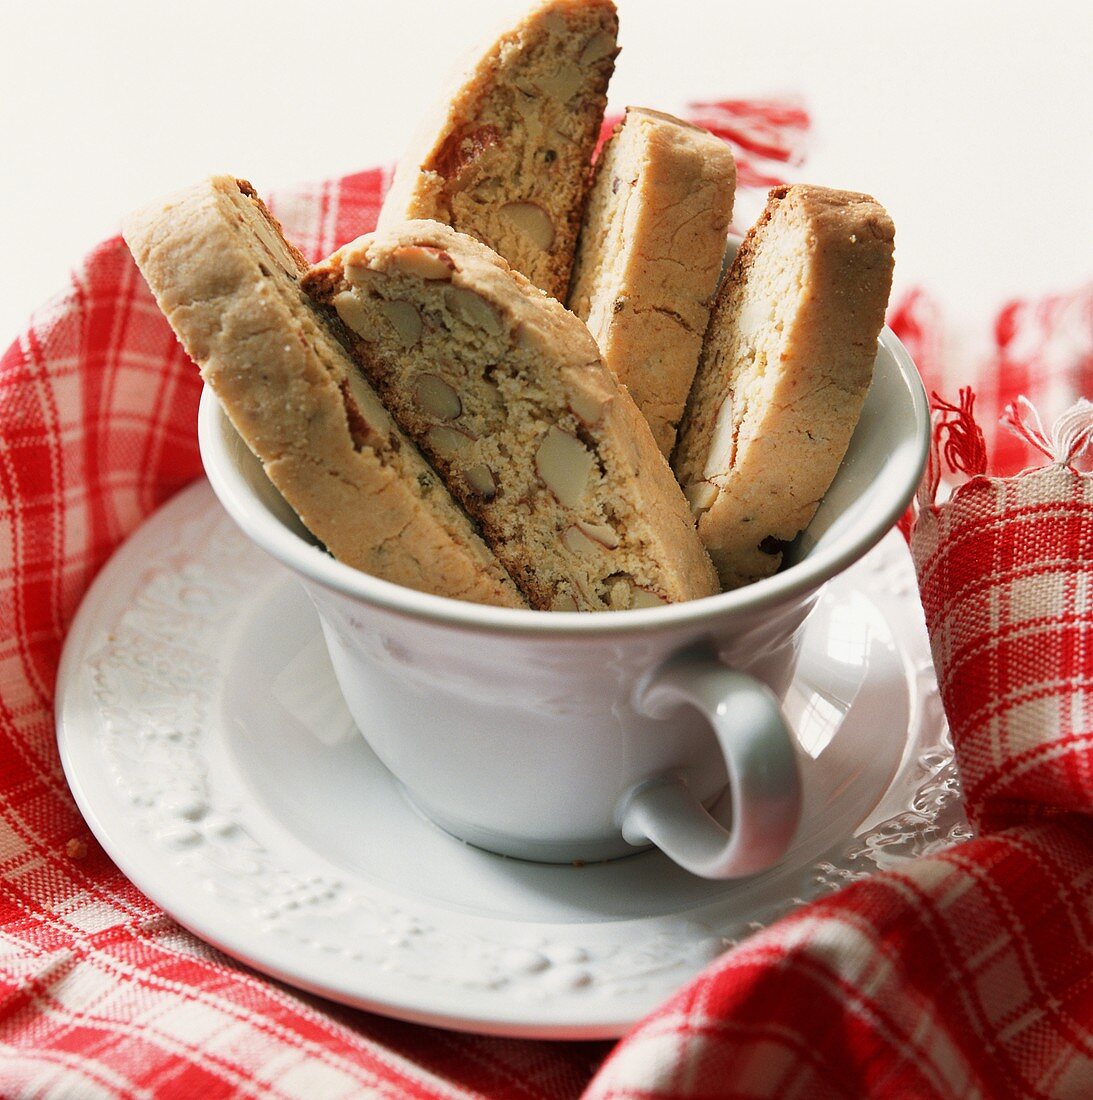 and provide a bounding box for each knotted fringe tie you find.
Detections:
[917,387,988,509]
[915,390,1093,511]
[1000,395,1093,467]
